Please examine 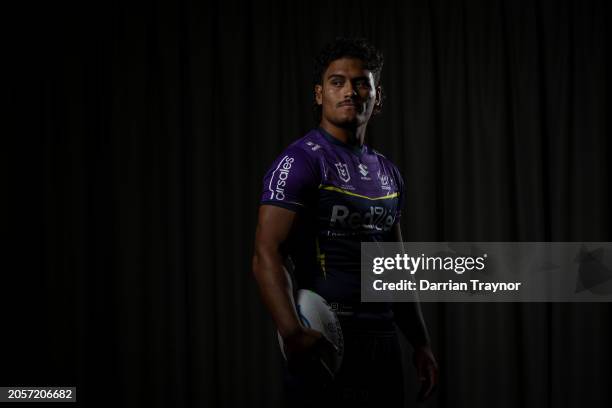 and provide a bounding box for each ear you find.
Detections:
[372,85,383,116]
[314,84,323,106]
